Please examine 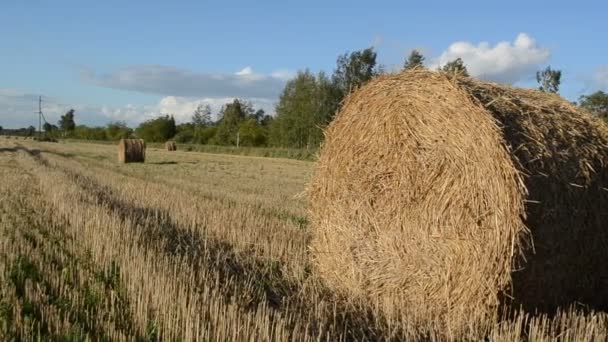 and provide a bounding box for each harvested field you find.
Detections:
[0,138,607,341]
